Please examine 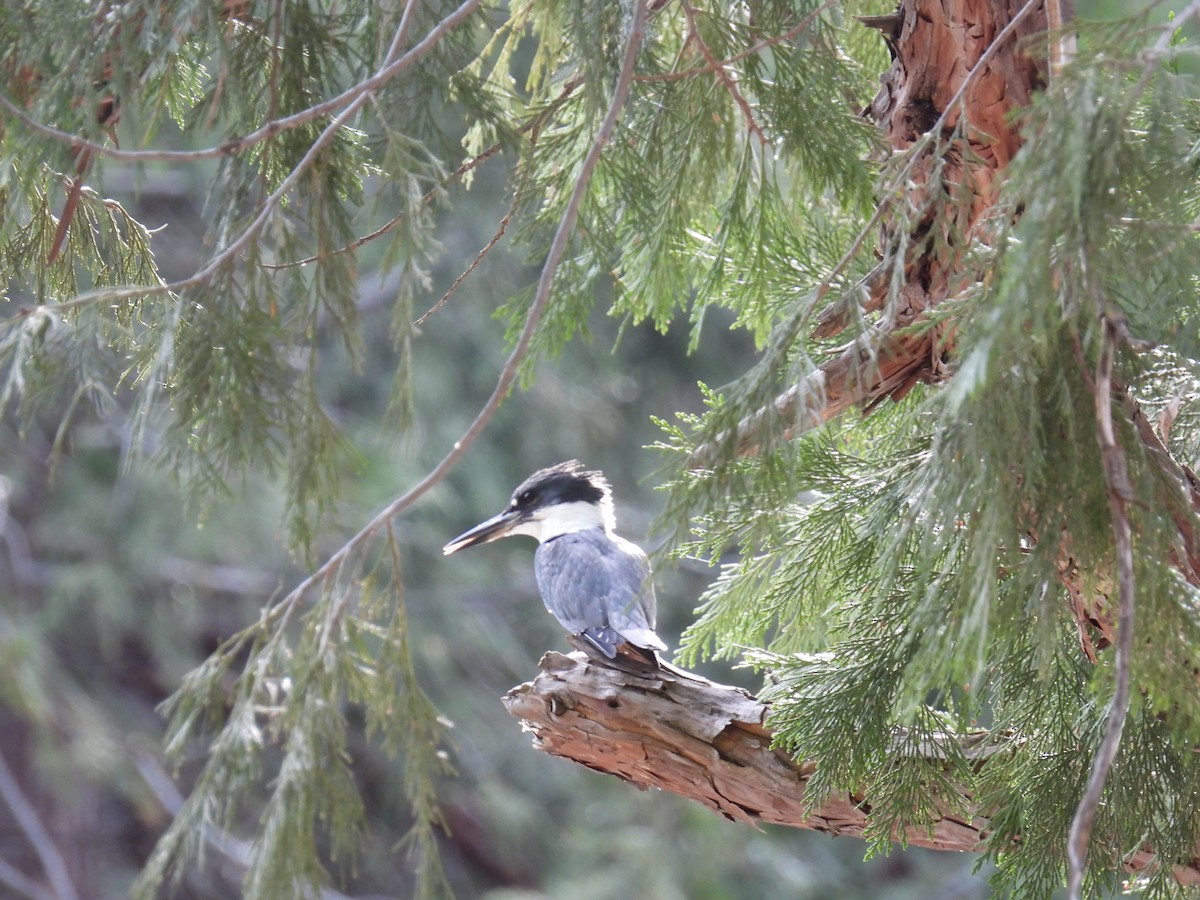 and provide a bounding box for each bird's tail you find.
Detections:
[568,634,703,680]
